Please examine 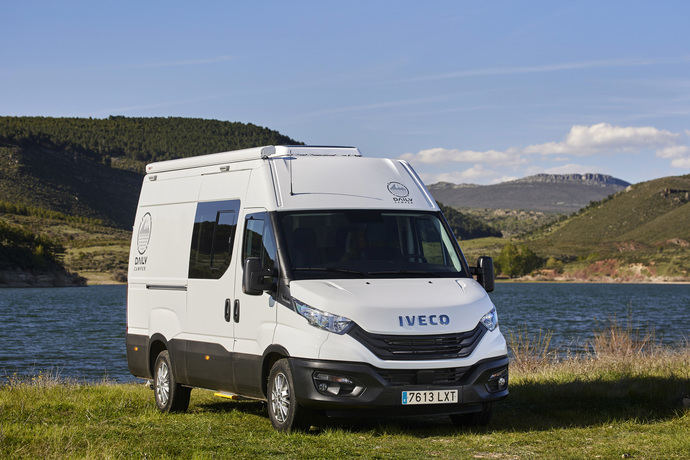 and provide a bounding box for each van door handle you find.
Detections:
[224,299,232,322]
[233,299,240,323]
